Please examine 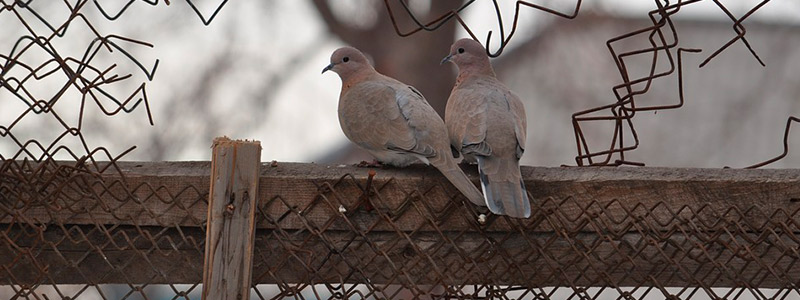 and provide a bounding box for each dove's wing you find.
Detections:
[445,82,491,157]
[507,90,527,159]
[339,79,440,159]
